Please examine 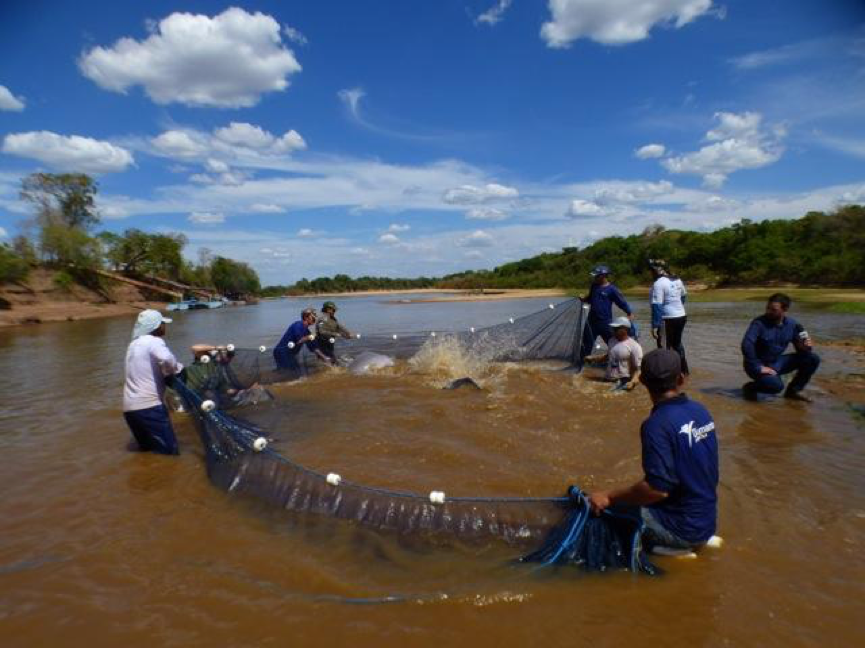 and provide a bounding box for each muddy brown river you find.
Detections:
[1,296,864,647]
